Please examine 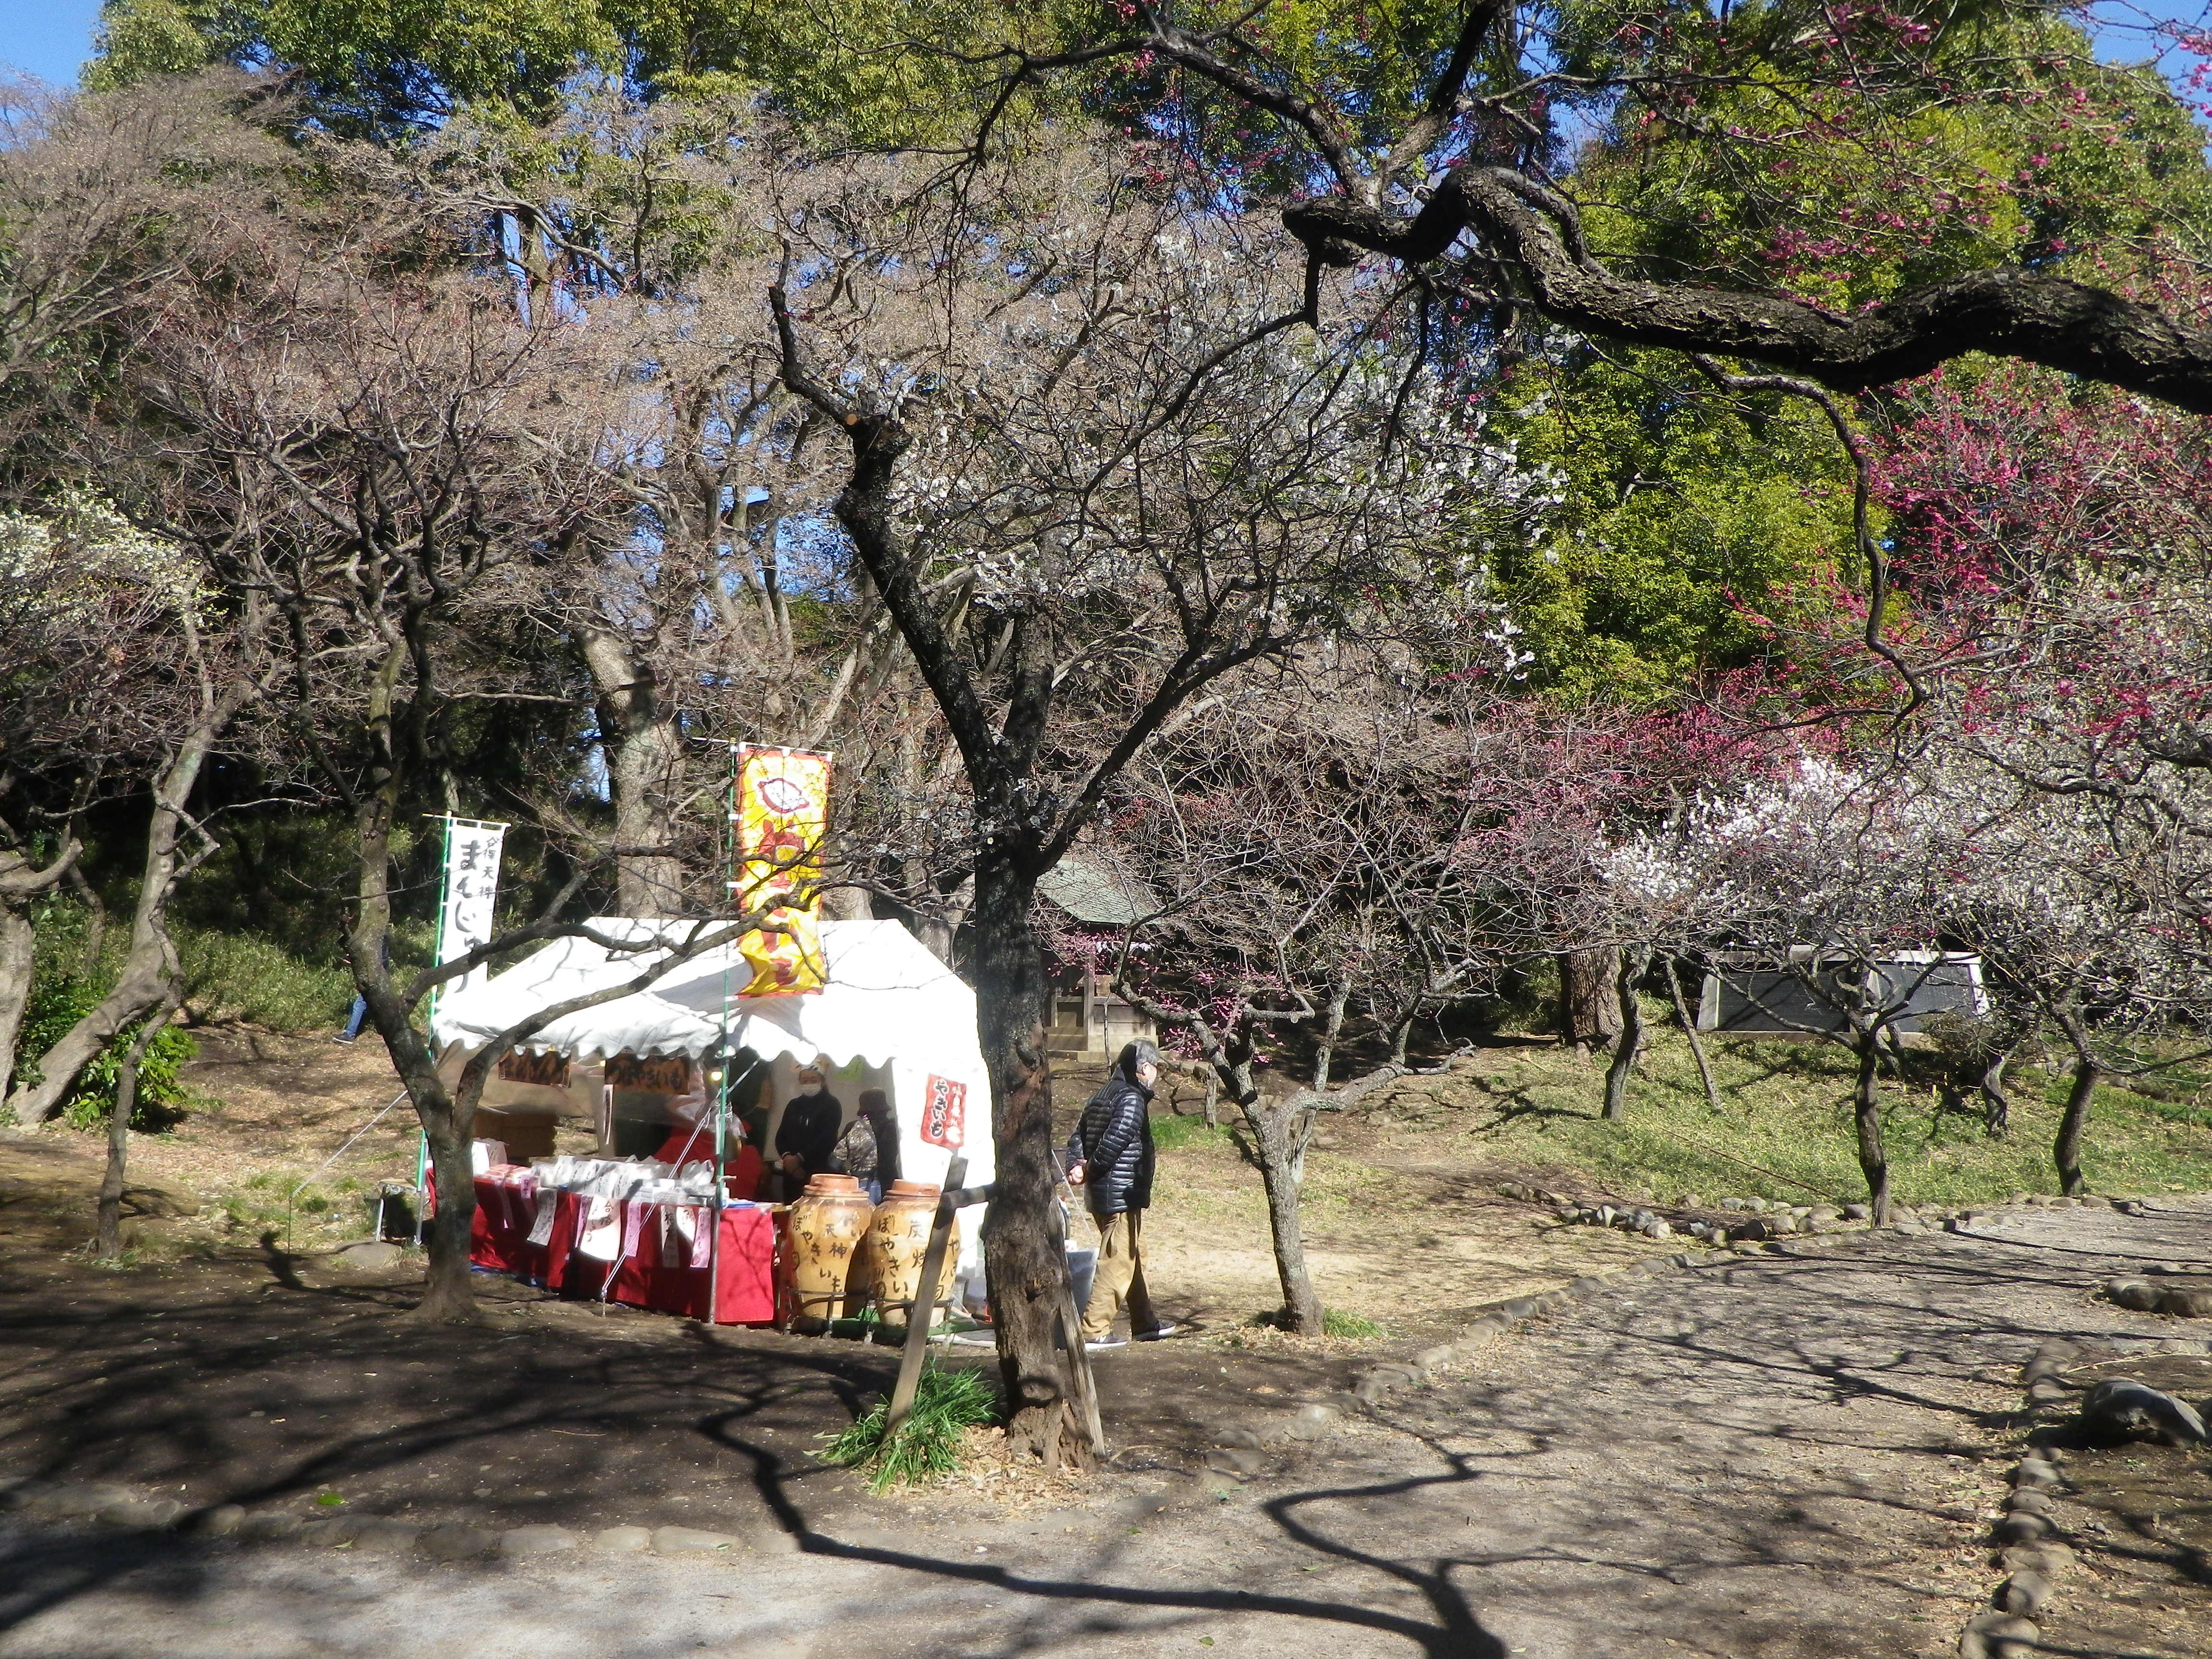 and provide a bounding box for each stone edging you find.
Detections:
[1955,1338,2082,1659]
